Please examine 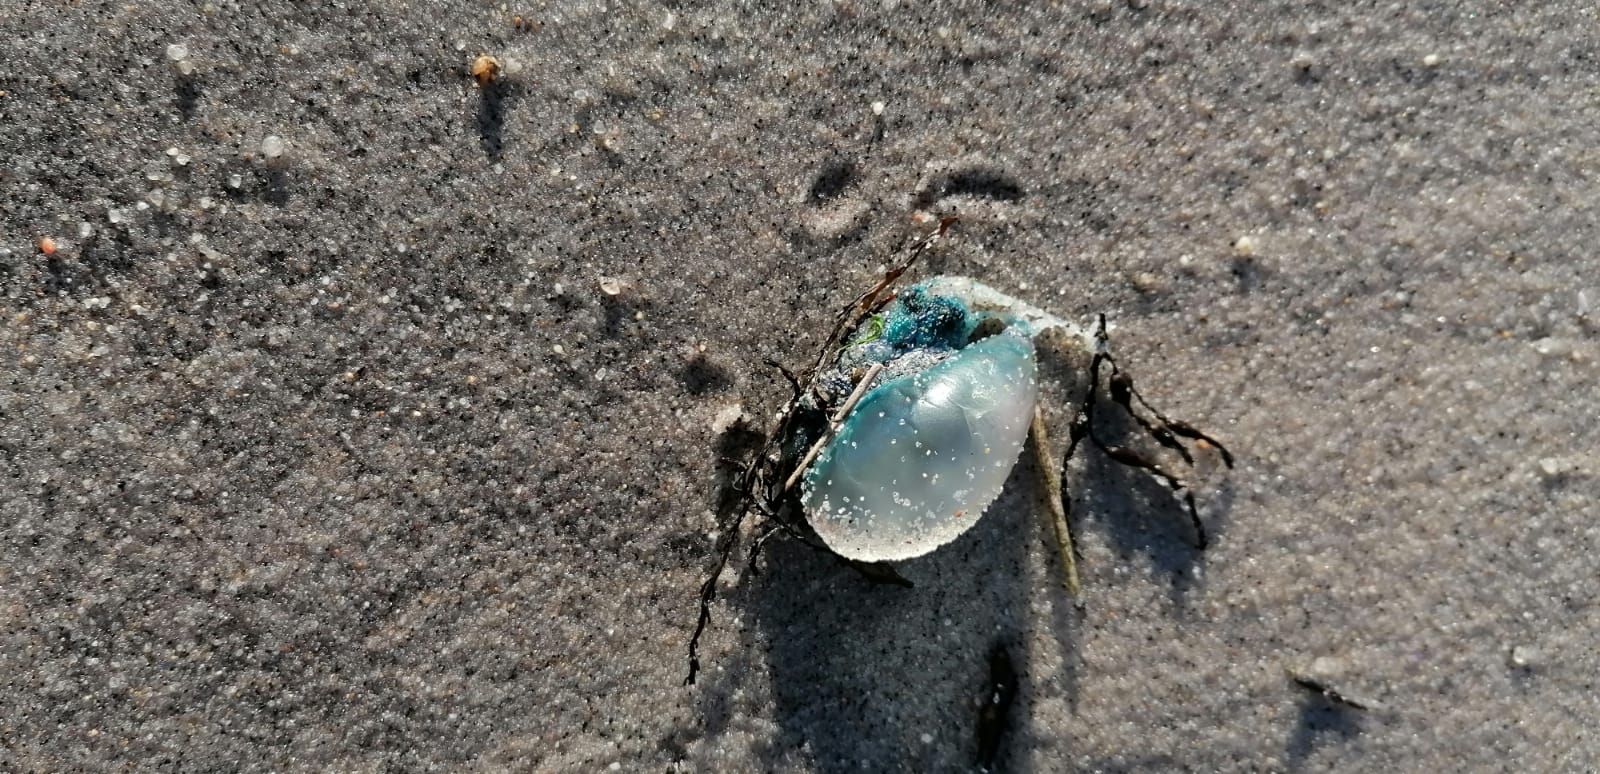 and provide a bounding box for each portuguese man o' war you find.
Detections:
[685,228,1233,686]
[800,277,1091,562]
